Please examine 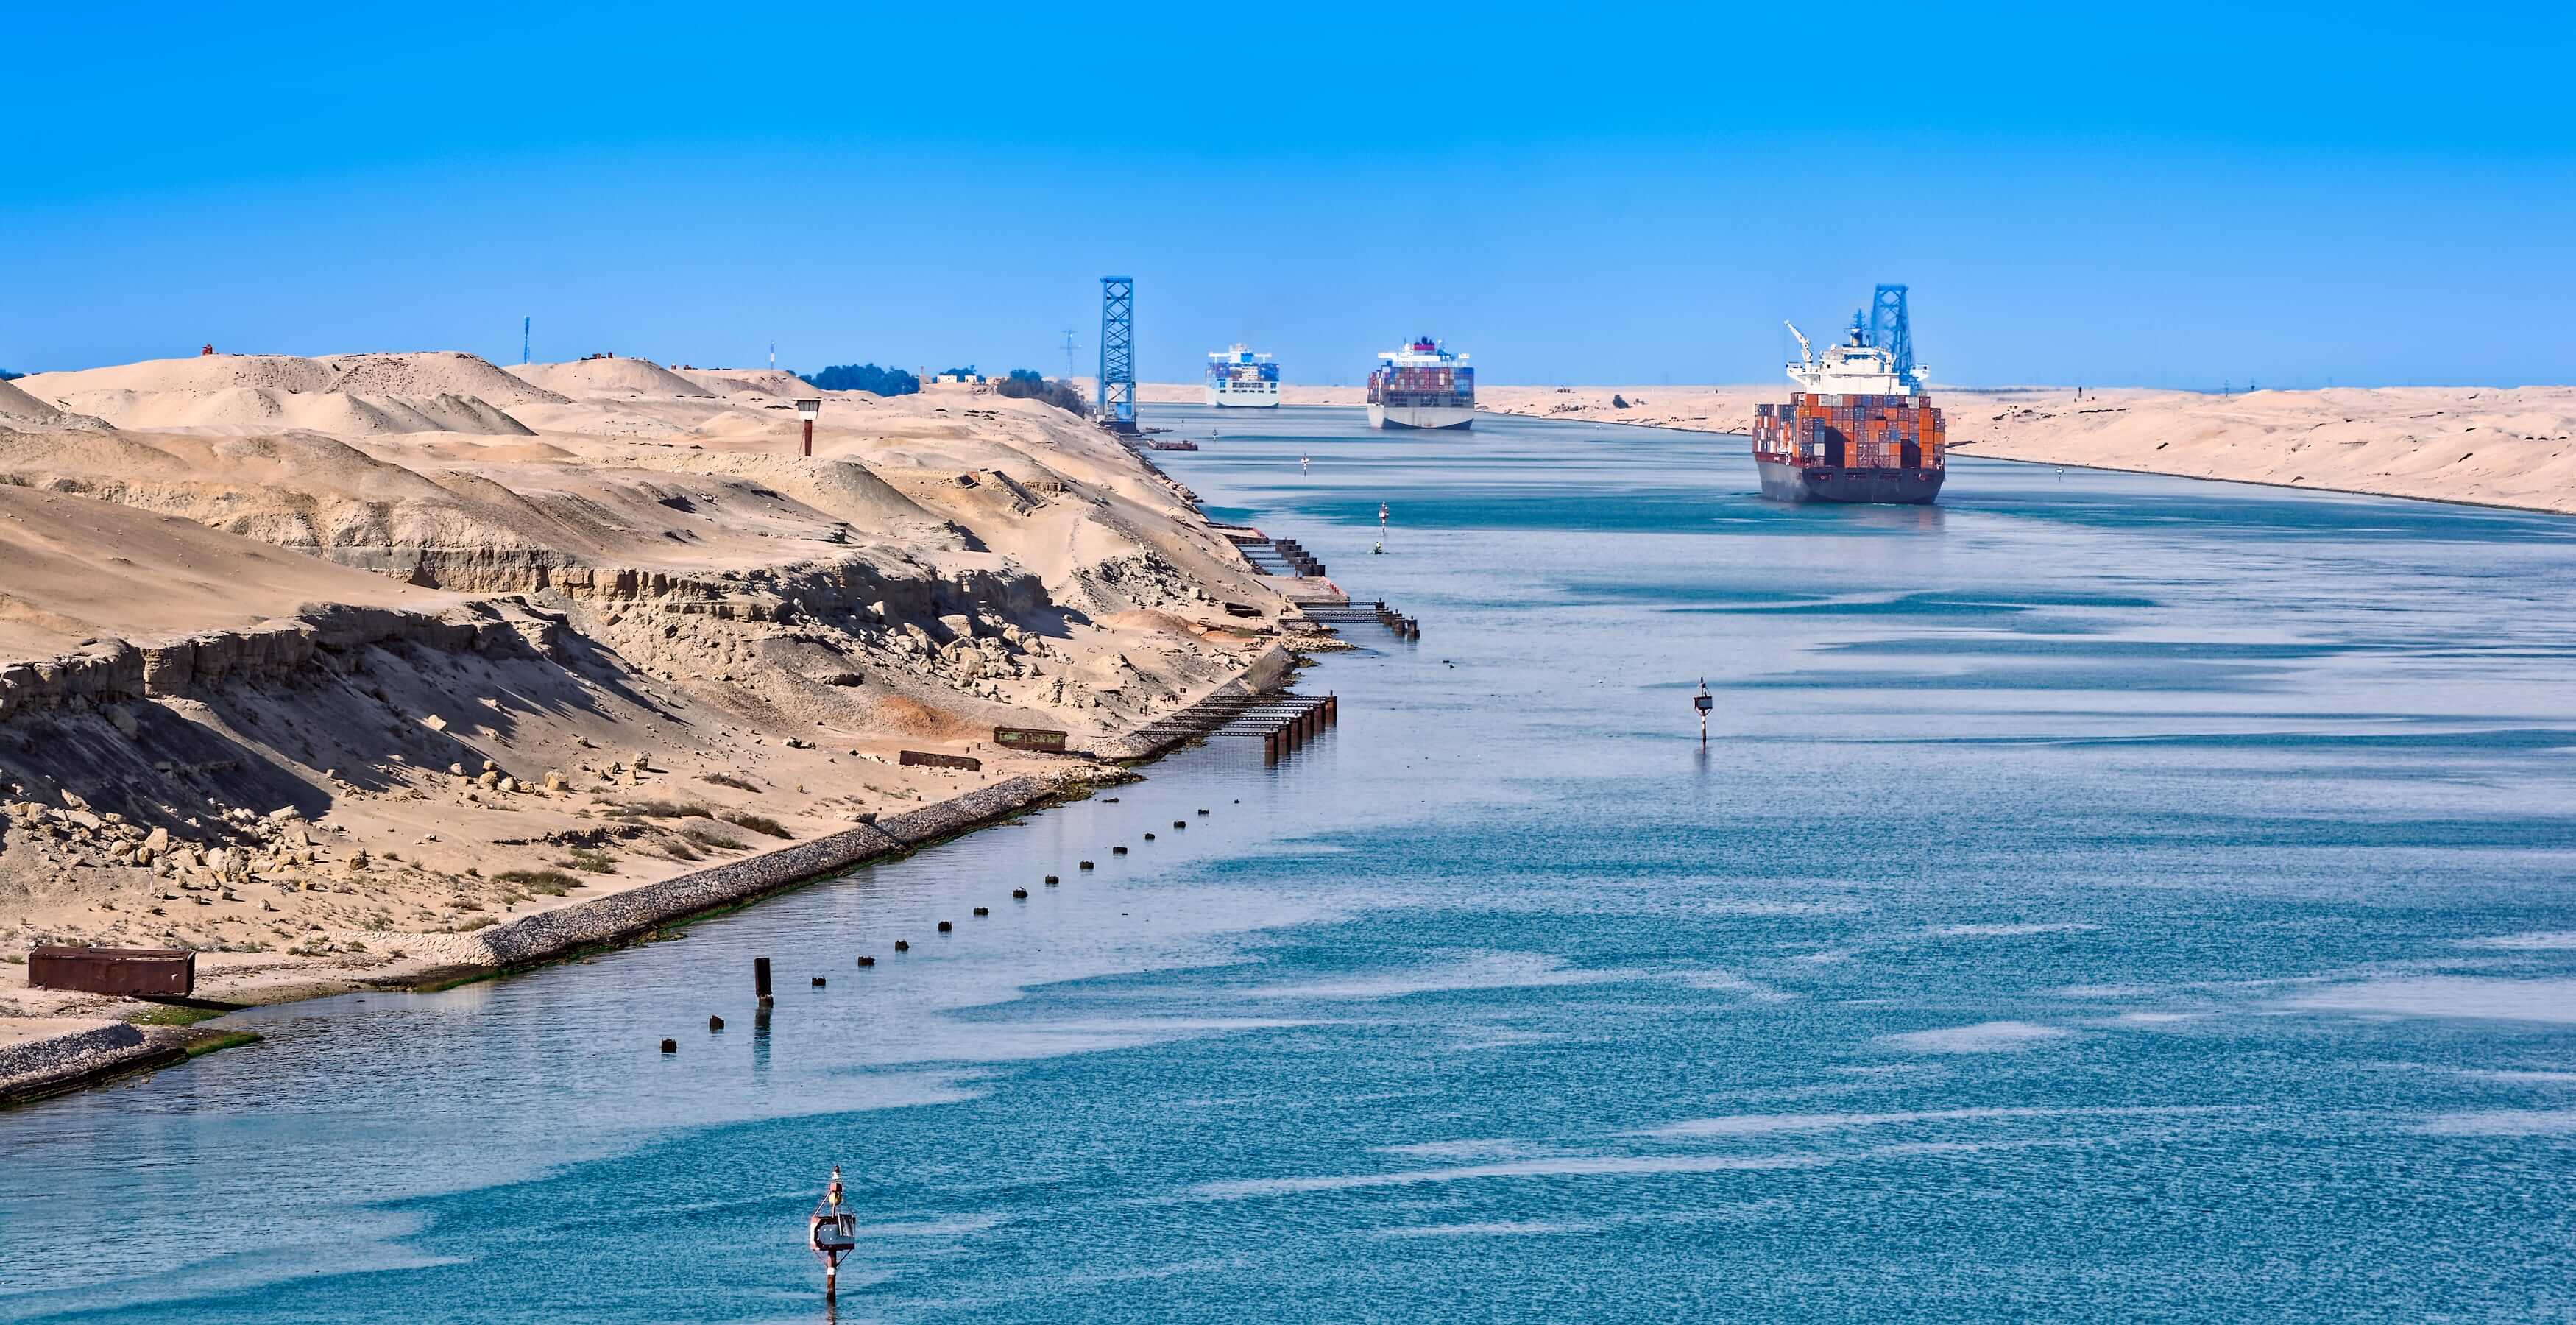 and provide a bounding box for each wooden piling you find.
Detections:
[755,957,773,1003]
